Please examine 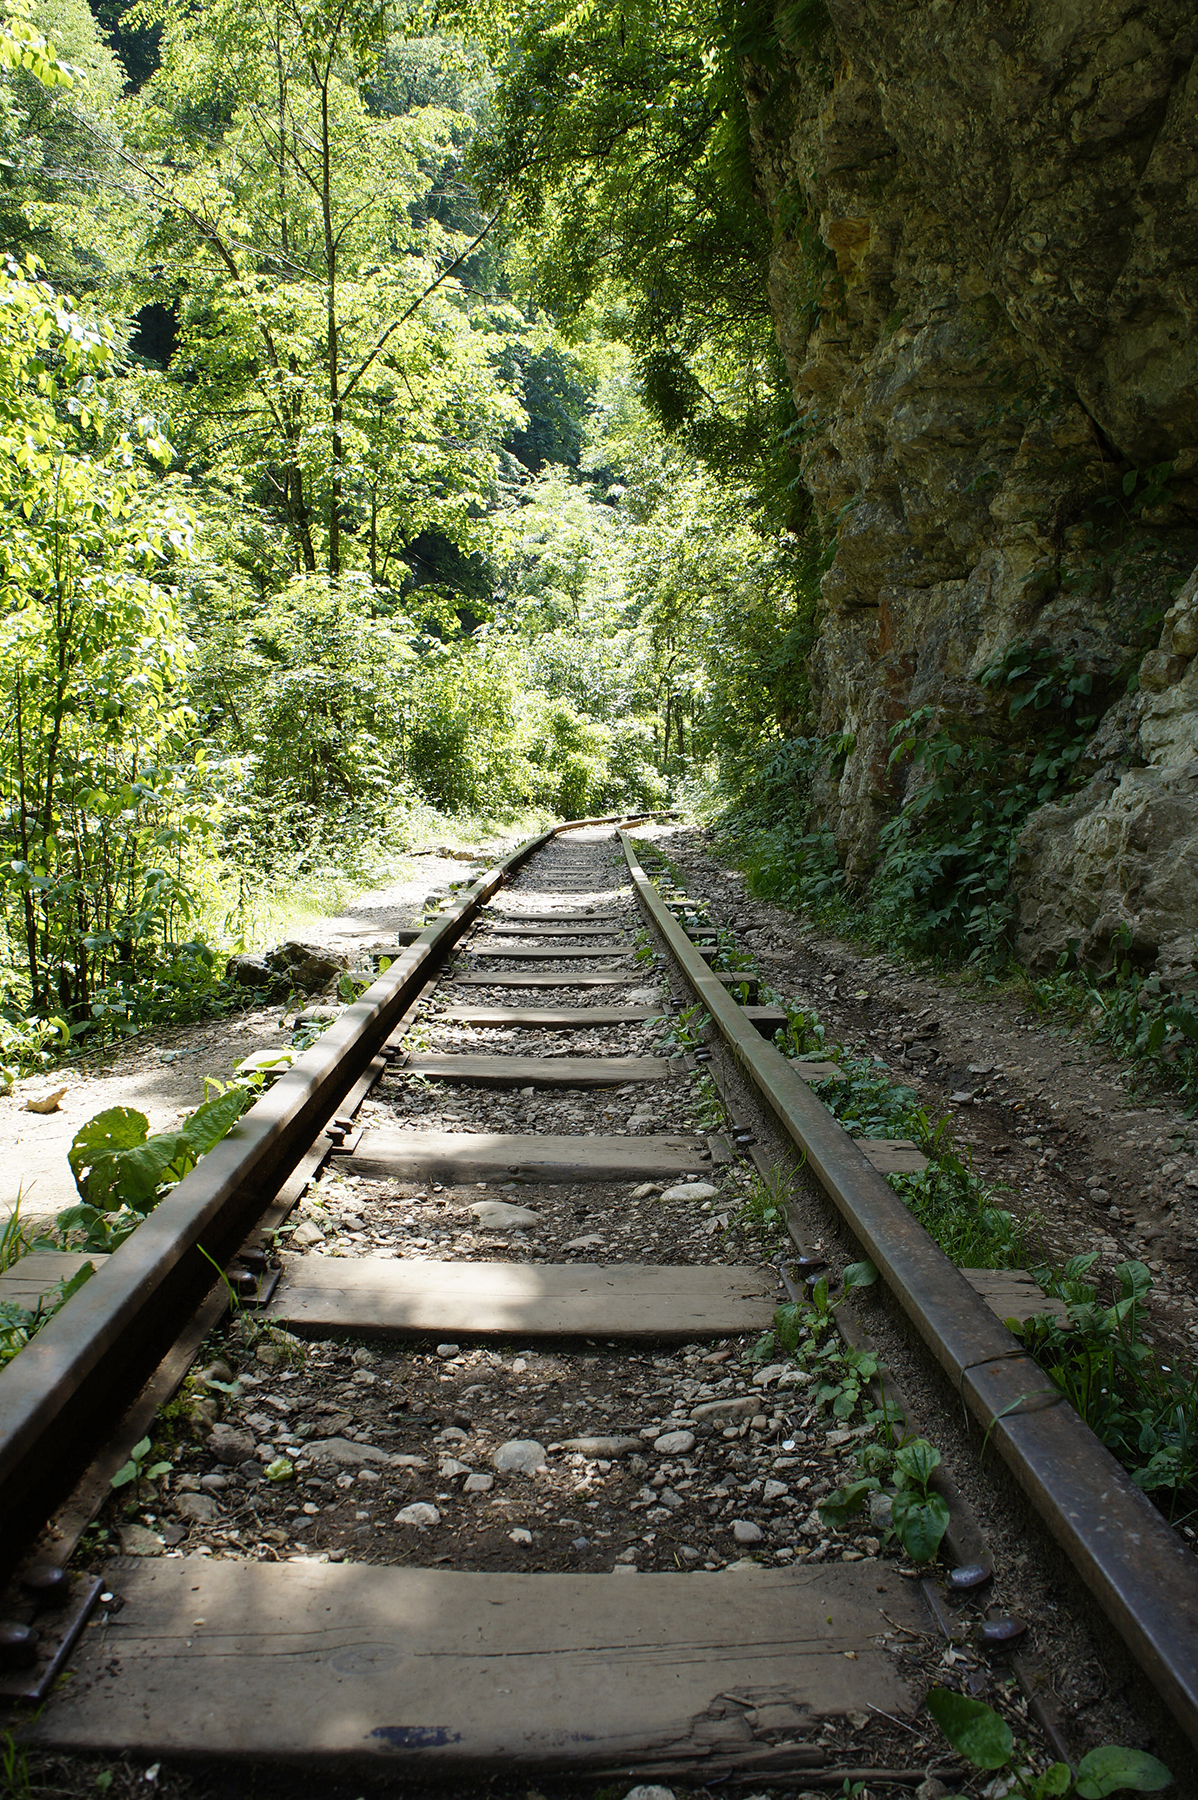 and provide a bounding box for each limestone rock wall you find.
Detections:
[744,0,1198,976]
